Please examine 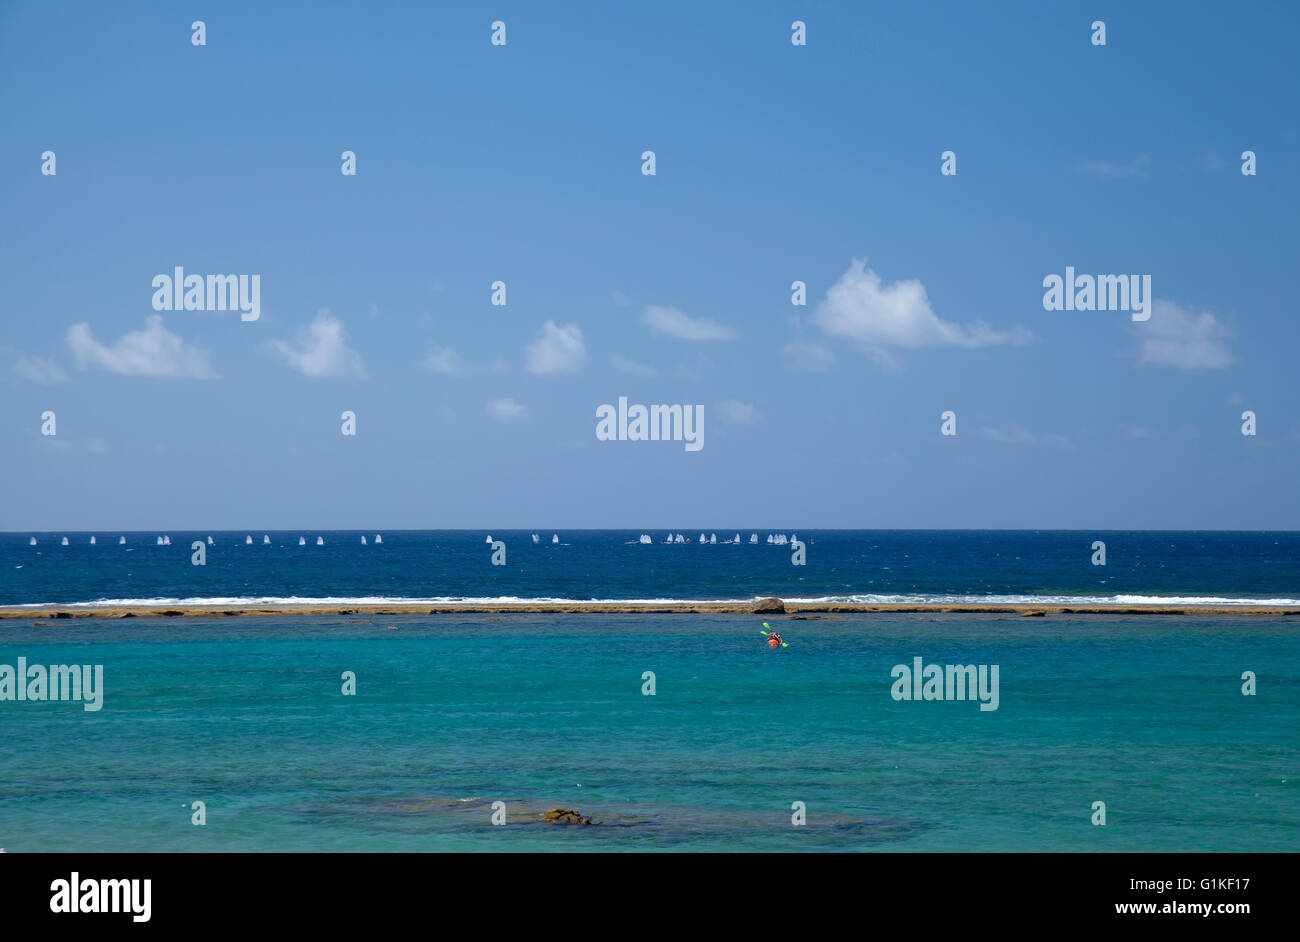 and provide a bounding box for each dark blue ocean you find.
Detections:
[4,530,1300,606]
